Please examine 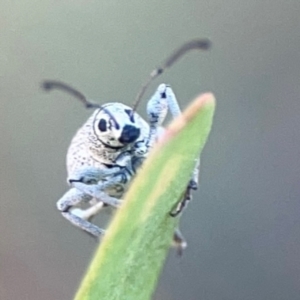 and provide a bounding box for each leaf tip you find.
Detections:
[160,93,215,142]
